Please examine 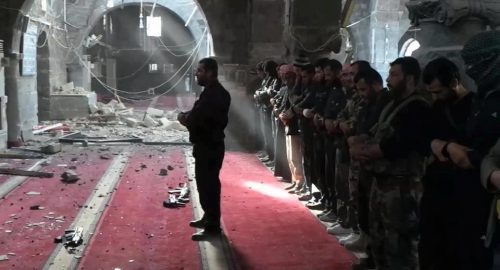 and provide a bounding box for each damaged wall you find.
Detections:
[0,0,69,145]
